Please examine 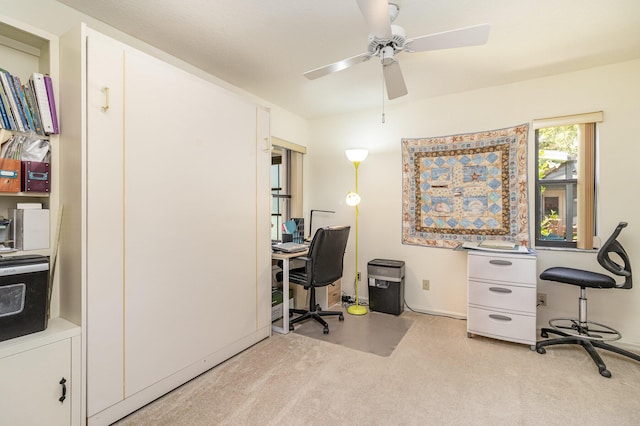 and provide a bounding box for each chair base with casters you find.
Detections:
[288,282,344,334]
[535,287,640,378]
[535,222,639,378]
